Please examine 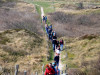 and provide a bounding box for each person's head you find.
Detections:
[49,63,52,67]
[45,64,50,69]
